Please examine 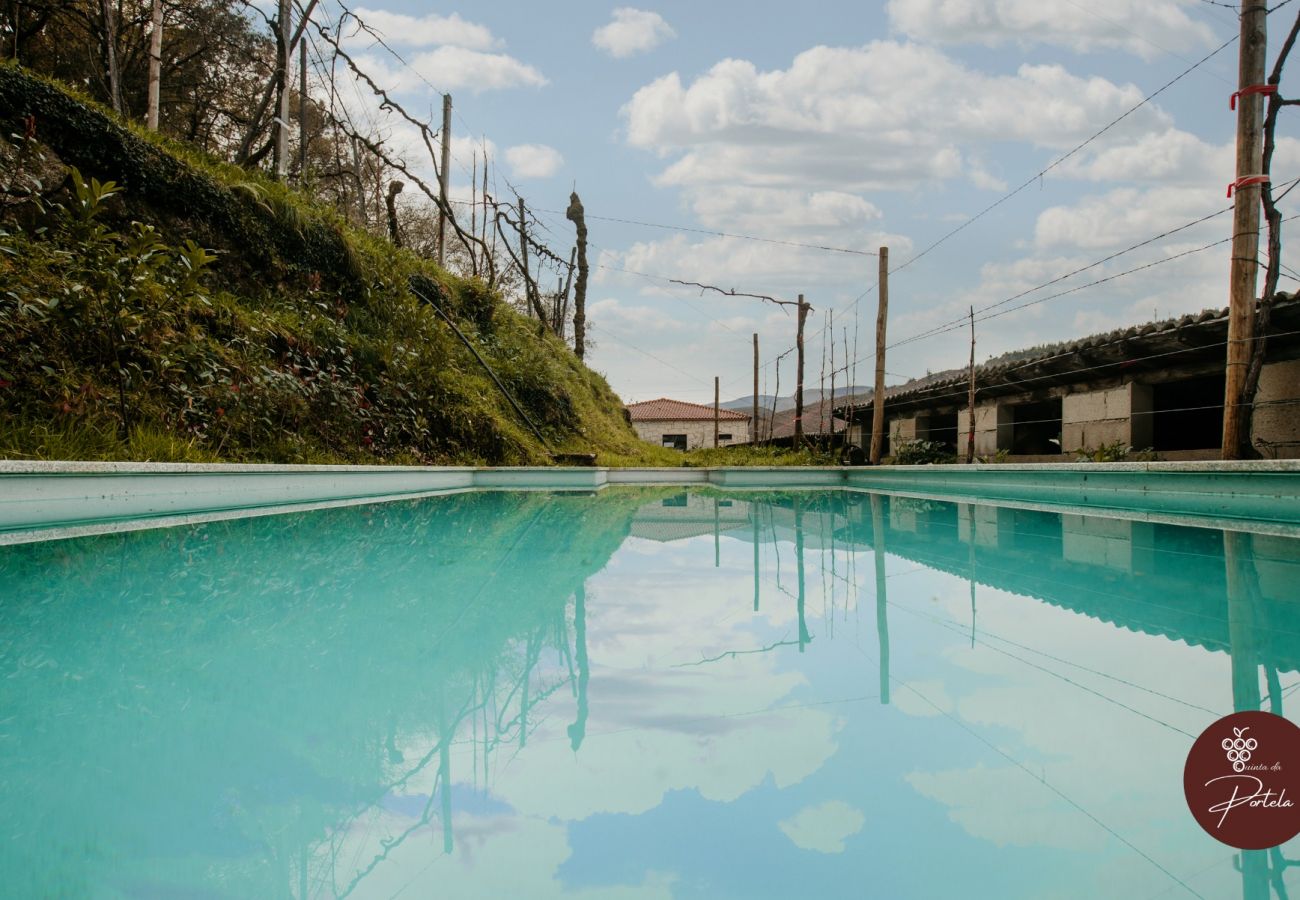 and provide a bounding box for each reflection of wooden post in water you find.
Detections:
[1225,530,1262,712]
[520,635,532,749]
[1225,528,1267,899]
[967,505,977,649]
[871,493,890,704]
[714,496,721,568]
[795,496,810,652]
[567,583,590,752]
[752,503,761,612]
[438,691,454,854]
